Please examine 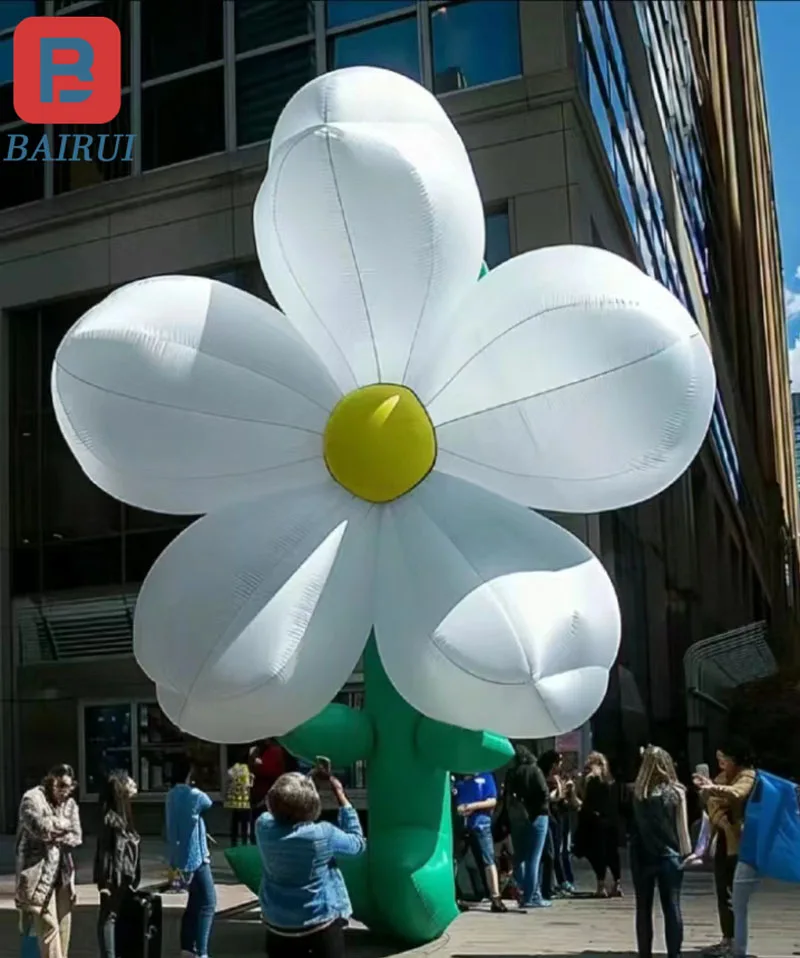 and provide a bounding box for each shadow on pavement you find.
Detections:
[453,954,638,958]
